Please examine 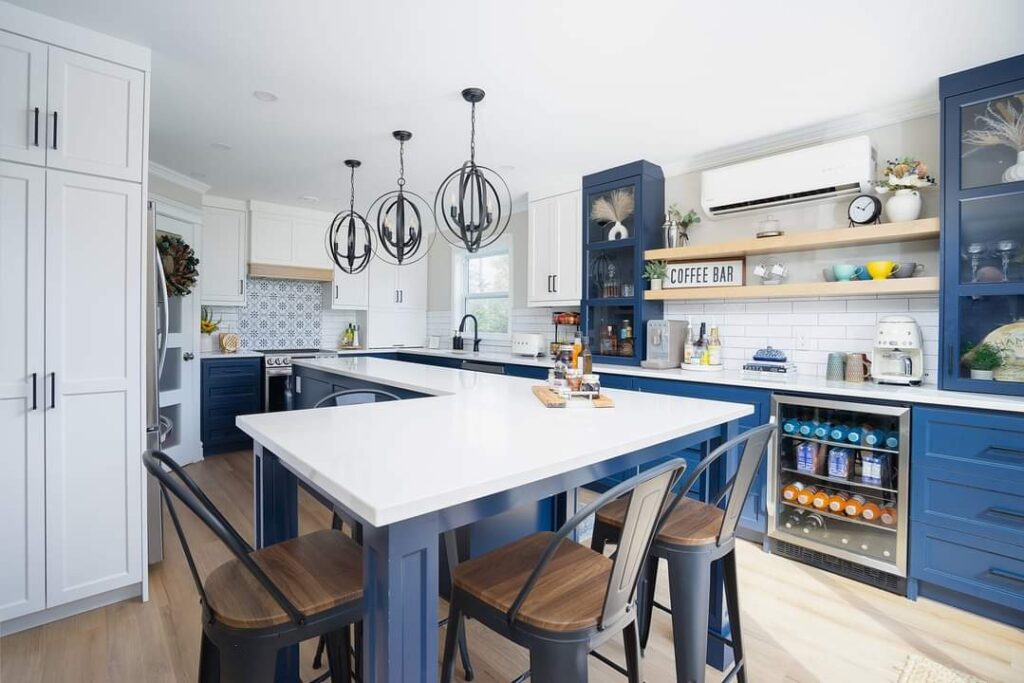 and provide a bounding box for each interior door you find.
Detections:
[45,170,143,606]
[0,31,47,166]
[154,200,202,465]
[46,47,144,181]
[0,161,45,621]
